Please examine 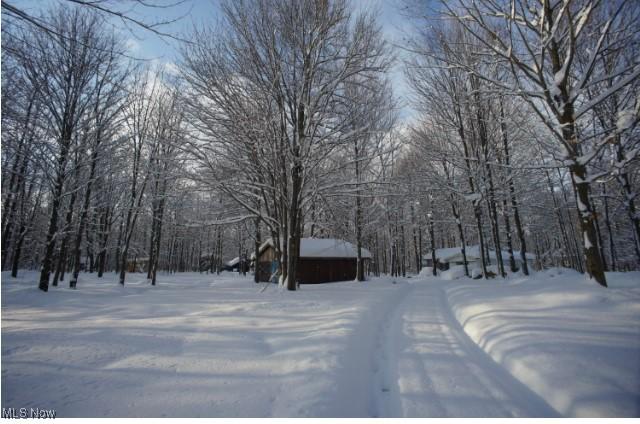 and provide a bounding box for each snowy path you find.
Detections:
[373,279,558,417]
